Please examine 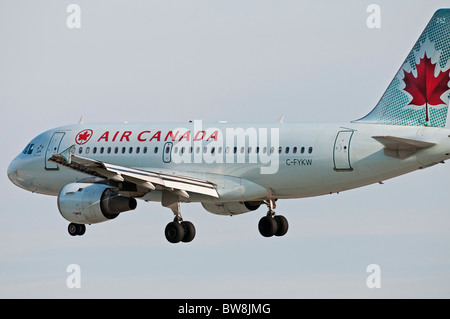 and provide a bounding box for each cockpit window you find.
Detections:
[22,143,35,155]
[22,144,29,154]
